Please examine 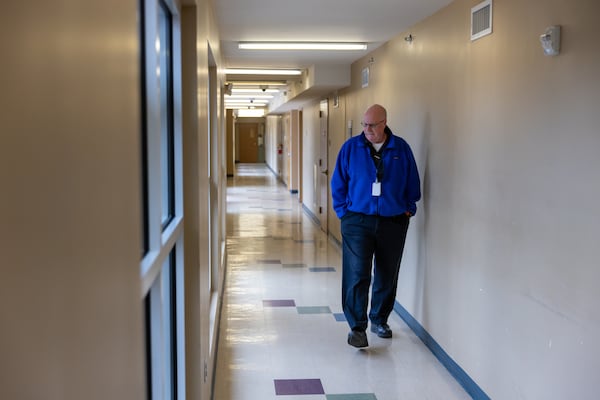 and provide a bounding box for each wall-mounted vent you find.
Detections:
[471,0,492,41]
